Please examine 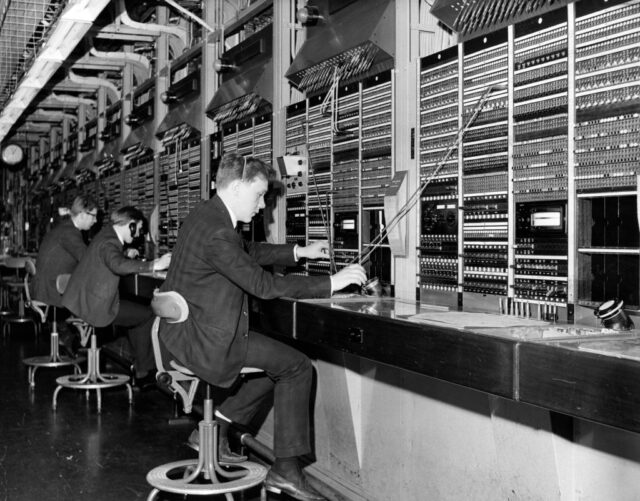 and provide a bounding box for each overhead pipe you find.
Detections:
[117,1,187,49]
[44,93,96,108]
[88,47,151,72]
[67,70,120,103]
